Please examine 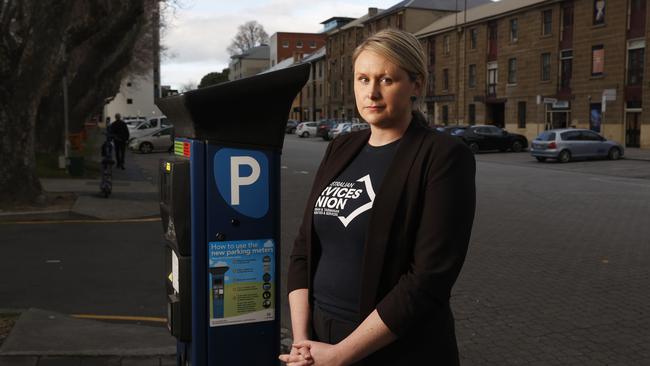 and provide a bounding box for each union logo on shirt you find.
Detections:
[314,174,376,227]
